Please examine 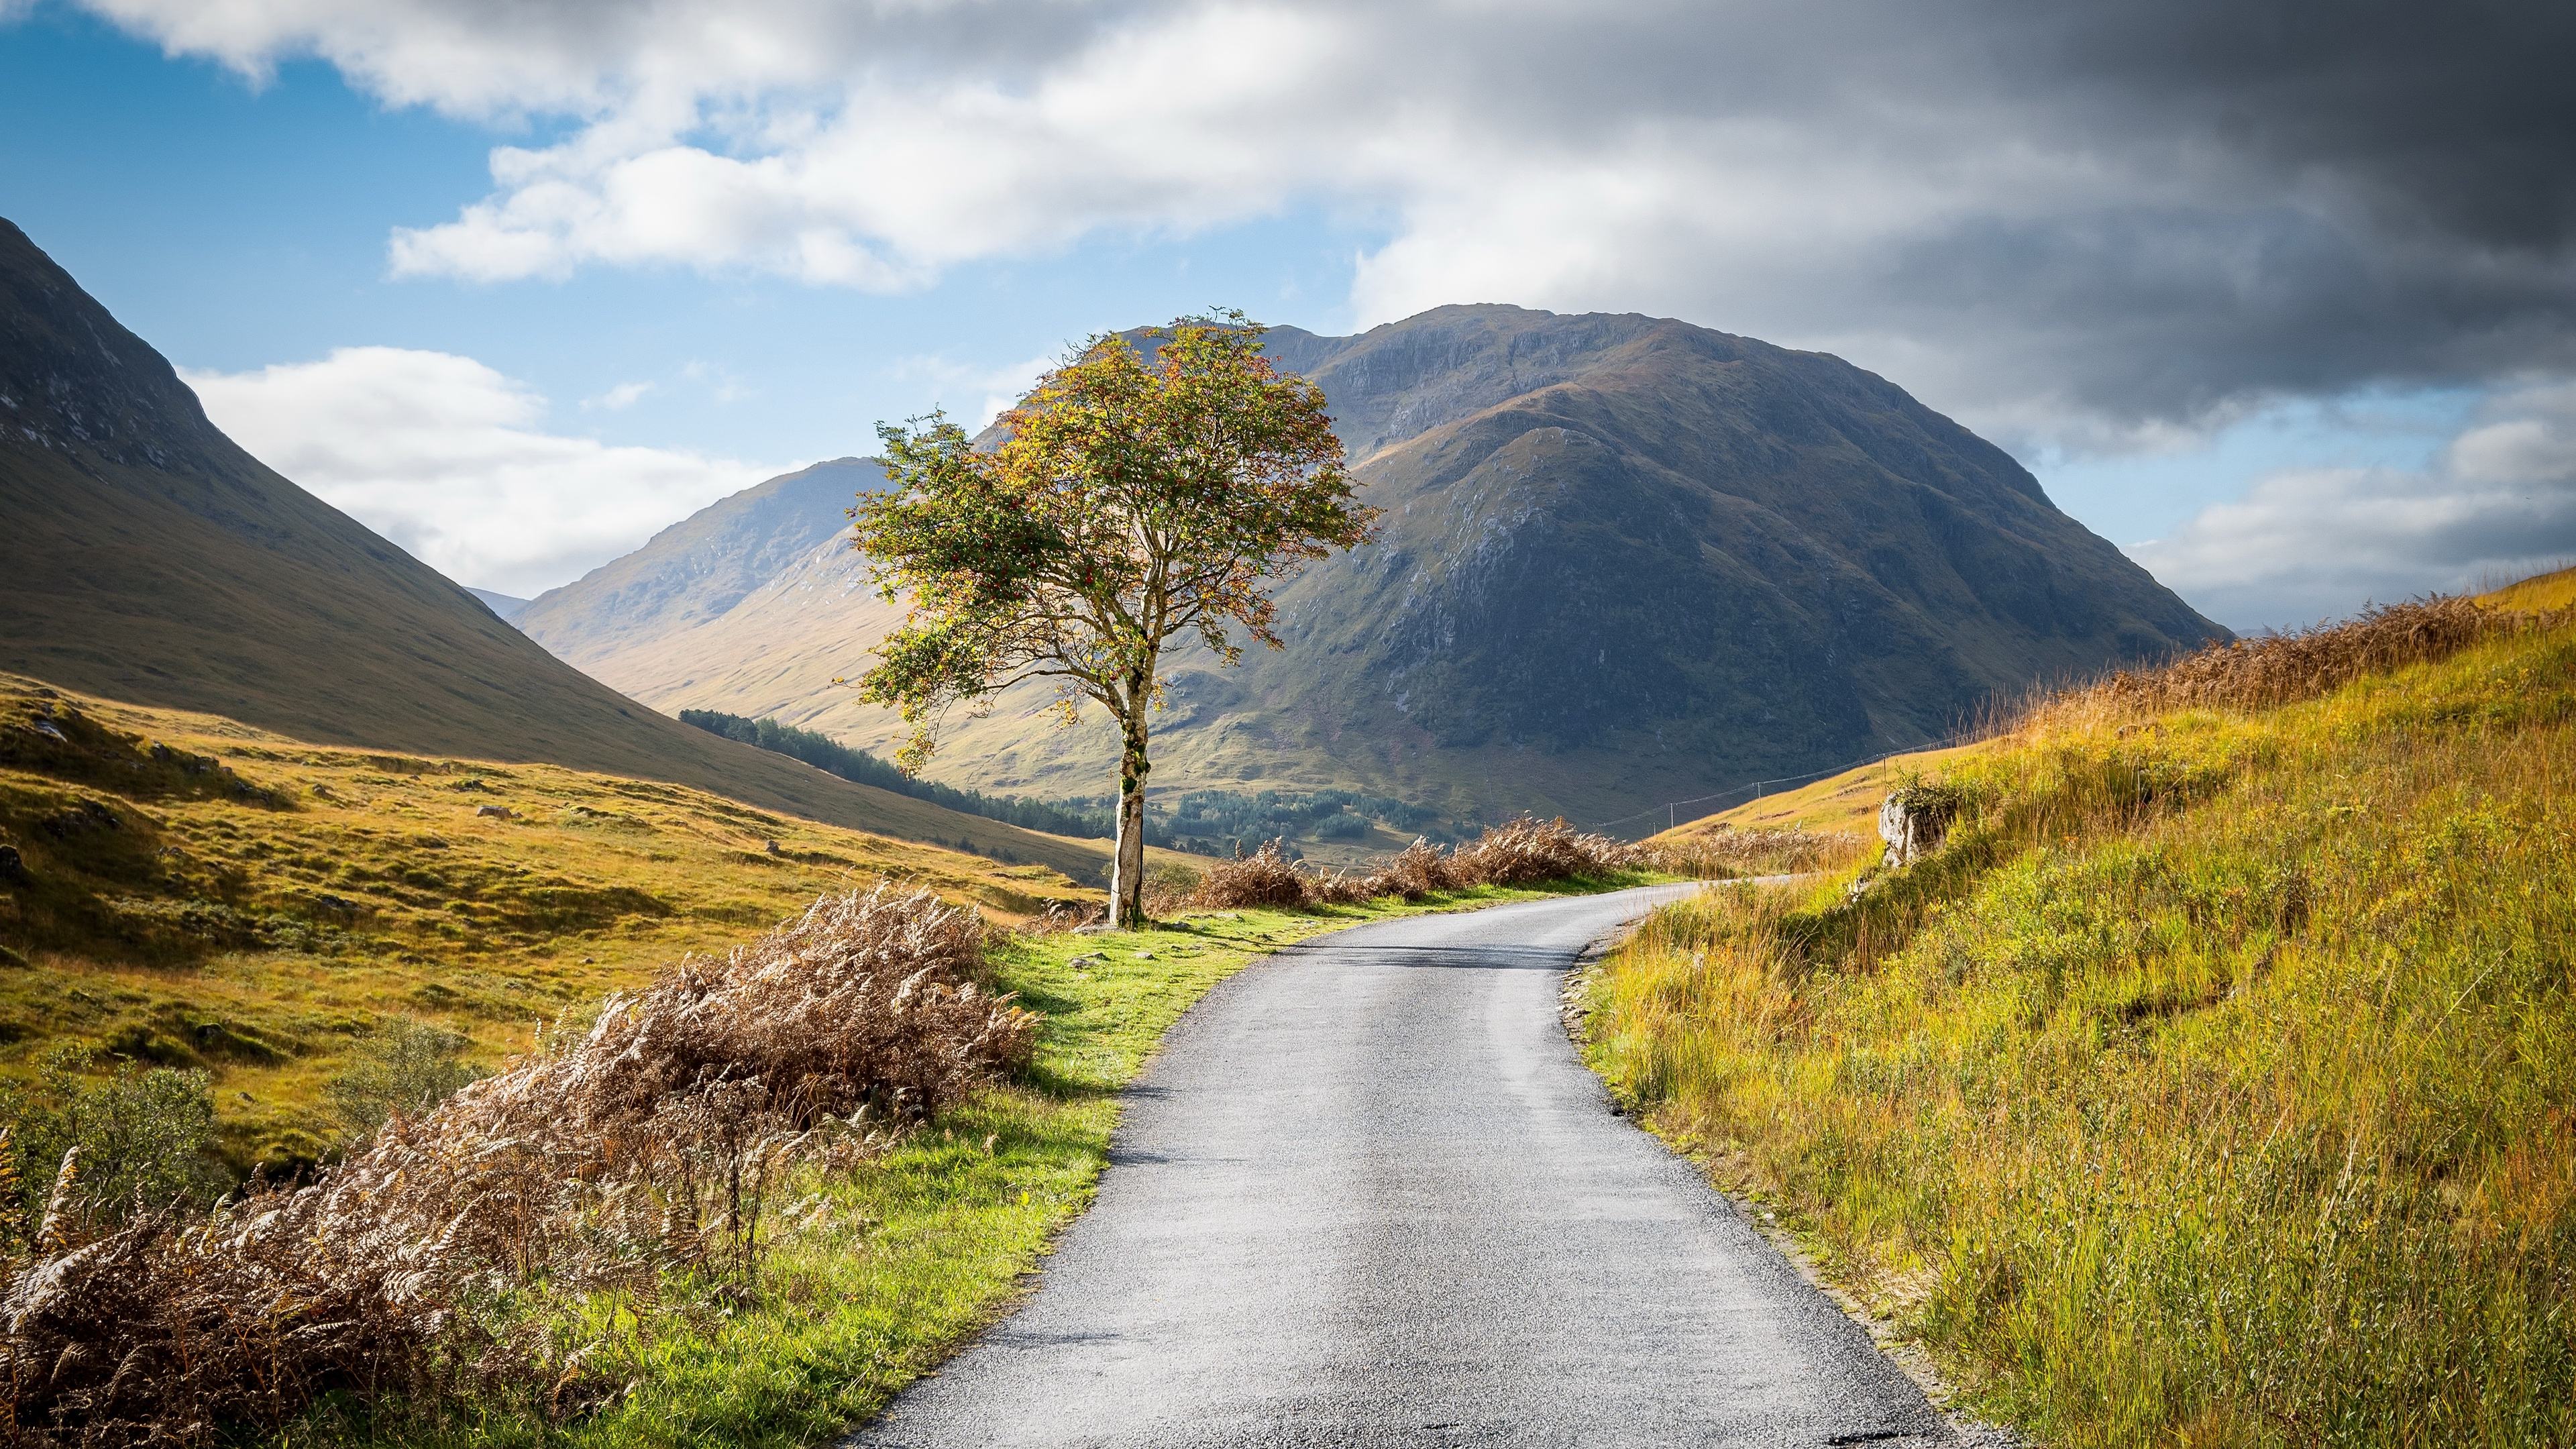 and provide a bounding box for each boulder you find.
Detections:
[1878,785,1960,868]
[475,804,514,820]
